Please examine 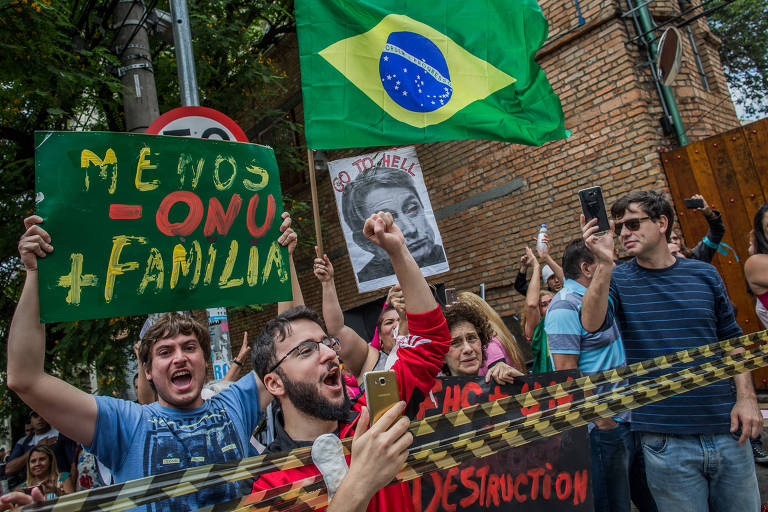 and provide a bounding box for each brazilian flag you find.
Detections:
[295,0,567,149]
